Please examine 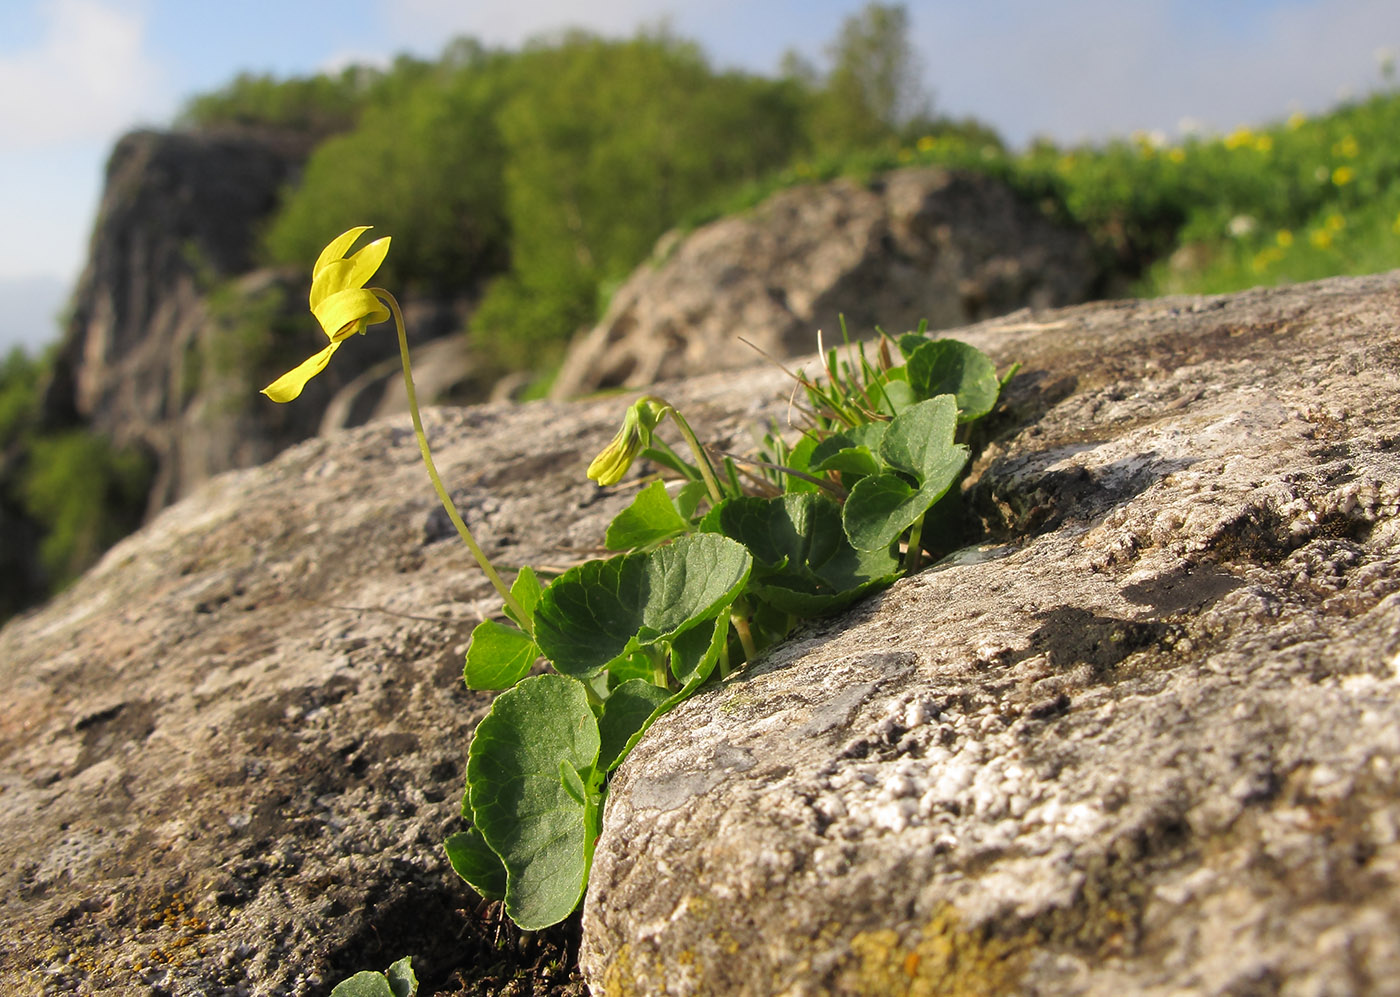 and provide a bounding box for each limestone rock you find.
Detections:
[549,167,1099,399]
[581,273,1400,994]
[0,362,782,995]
